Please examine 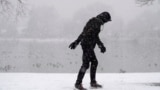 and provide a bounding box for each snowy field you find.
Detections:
[0,73,160,90]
